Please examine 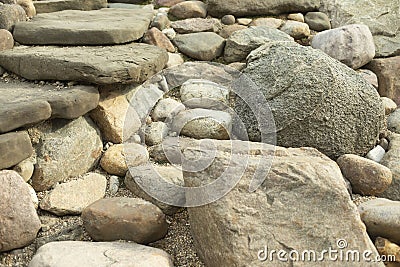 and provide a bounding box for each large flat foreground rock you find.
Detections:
[0,43,168,84]
[34,0,107,14]
[13,8,153,45]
